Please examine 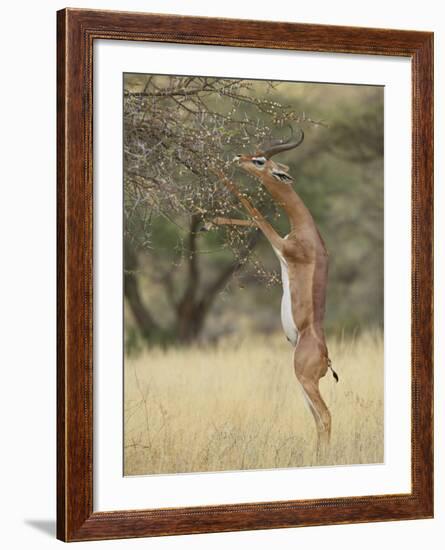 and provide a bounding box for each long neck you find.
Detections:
[261,173,315,232]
